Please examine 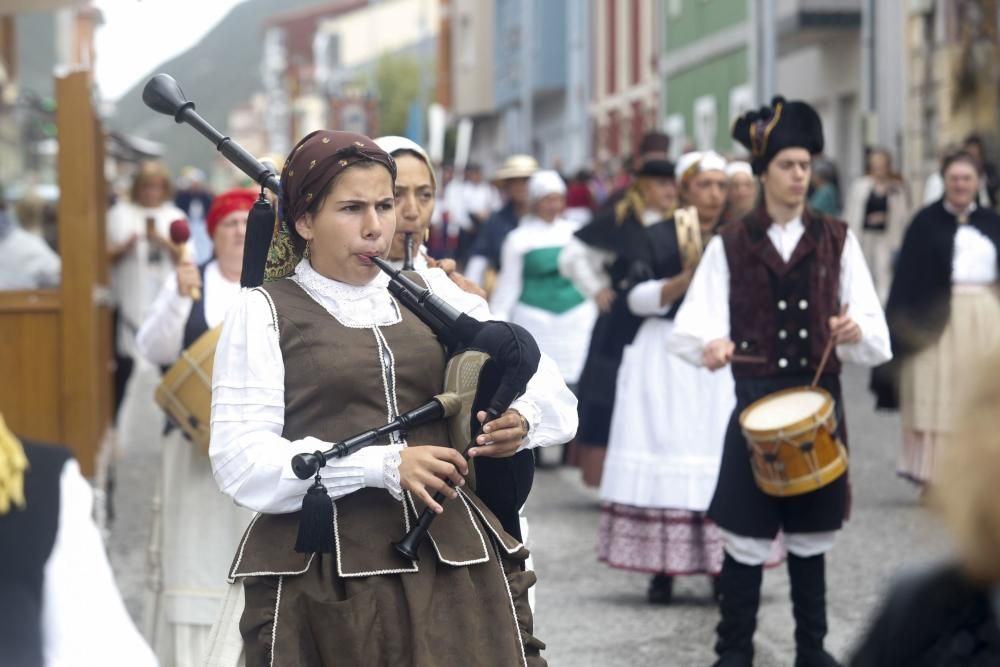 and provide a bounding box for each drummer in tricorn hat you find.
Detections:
[668,97,891,666]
